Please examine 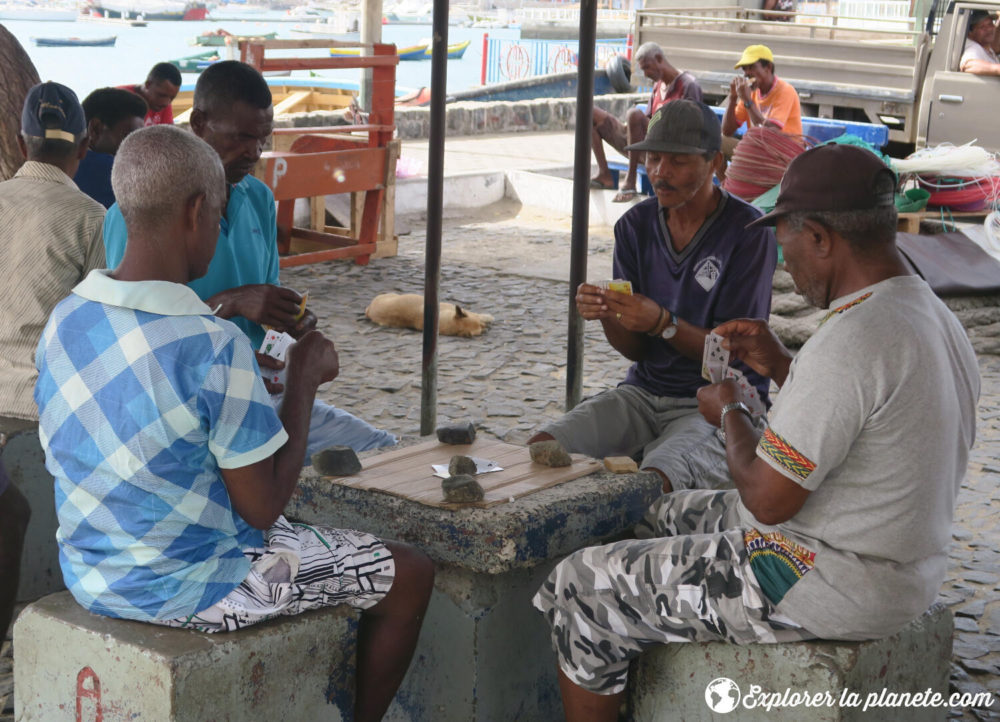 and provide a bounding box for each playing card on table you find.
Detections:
[702,332,730,383]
